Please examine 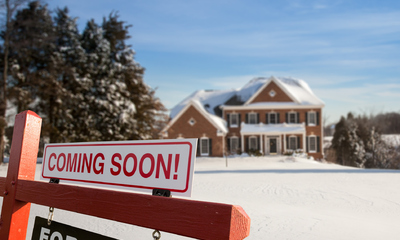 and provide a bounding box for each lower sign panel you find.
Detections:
[31,216,117,240]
